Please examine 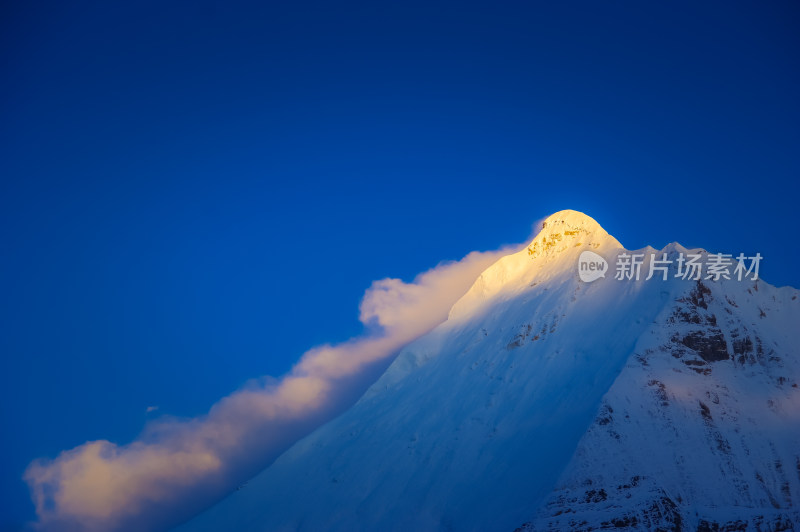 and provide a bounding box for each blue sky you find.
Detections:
[1,1,799,529]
